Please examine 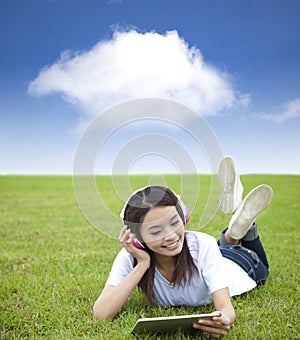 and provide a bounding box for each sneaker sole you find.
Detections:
[228,184,273,240]
[218,157,243,214]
